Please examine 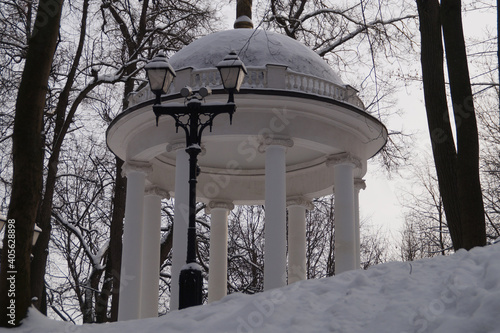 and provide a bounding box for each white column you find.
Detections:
[170,145,190,311]
[118,161,152,321]
[262,137,293,290]
[140,186,169,318]
[206,201,234,303]
[328,153,361,275]
[287,197,313,284]
[354,179,366,269]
